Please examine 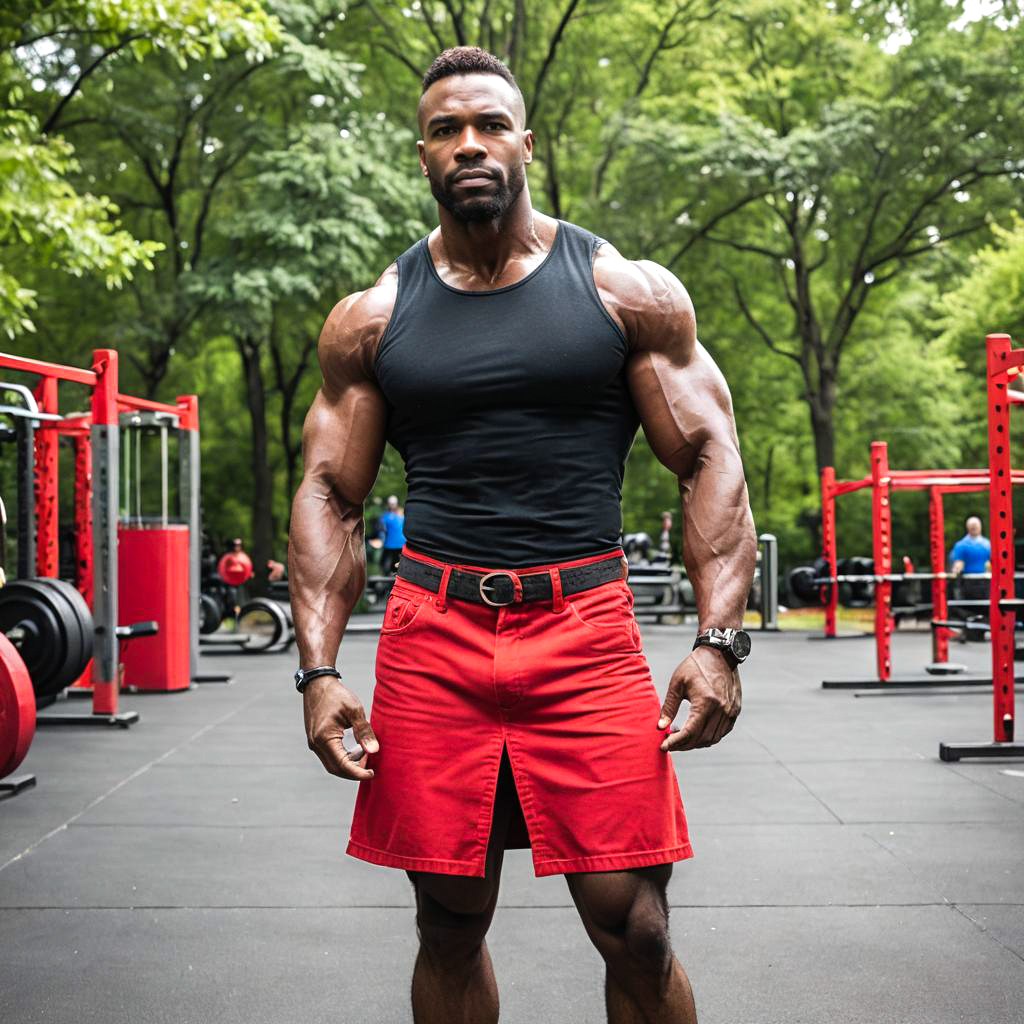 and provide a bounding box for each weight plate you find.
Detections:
[200,592,224,634]
[32,578,93,693]
[787,566,817,604]
[0,632,36,779]
[0,581,65,697]
[236,598,287,653]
